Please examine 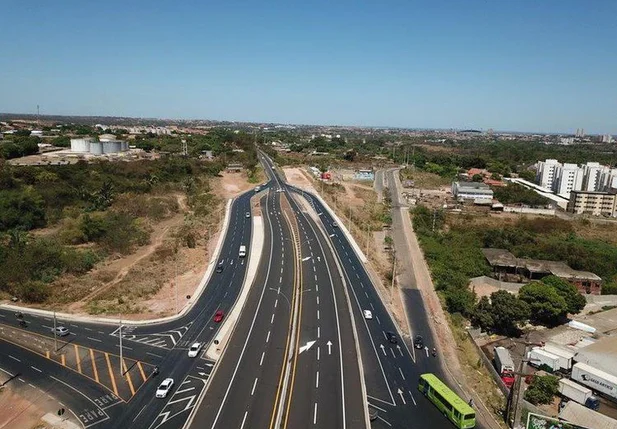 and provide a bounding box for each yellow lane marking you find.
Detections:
[122,359,136,396]
[74,344,82,373]
[90,349,100,383]
[105,353,119,396]
[61,354,66,366]
[137,361,147,382]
